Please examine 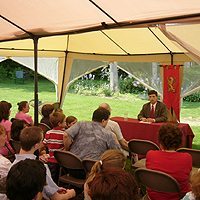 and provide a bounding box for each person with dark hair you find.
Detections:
[137,90,168,122]
[0,101,12,140]
[15,101,33,125]
[0,101,15,158]
[43,111,66,183]
[86,168,139,200]
[146,123,192,200]
[40,104,54,129]
[7,119,26,155]
[6,159,46,200]
[10,119,26,141]
[12,126,76,200]
[65,115,77,129]
[64,108,121,160]
[0,125,11,194]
